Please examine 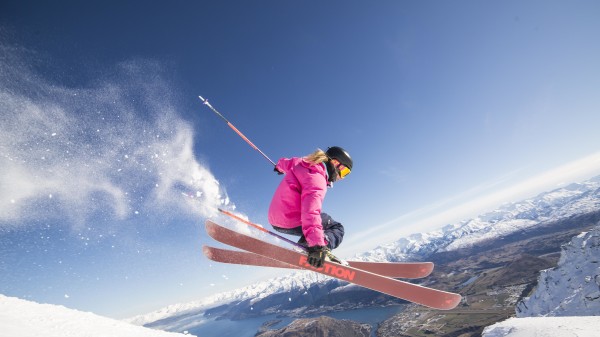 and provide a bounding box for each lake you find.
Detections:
[187,305,406,337]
